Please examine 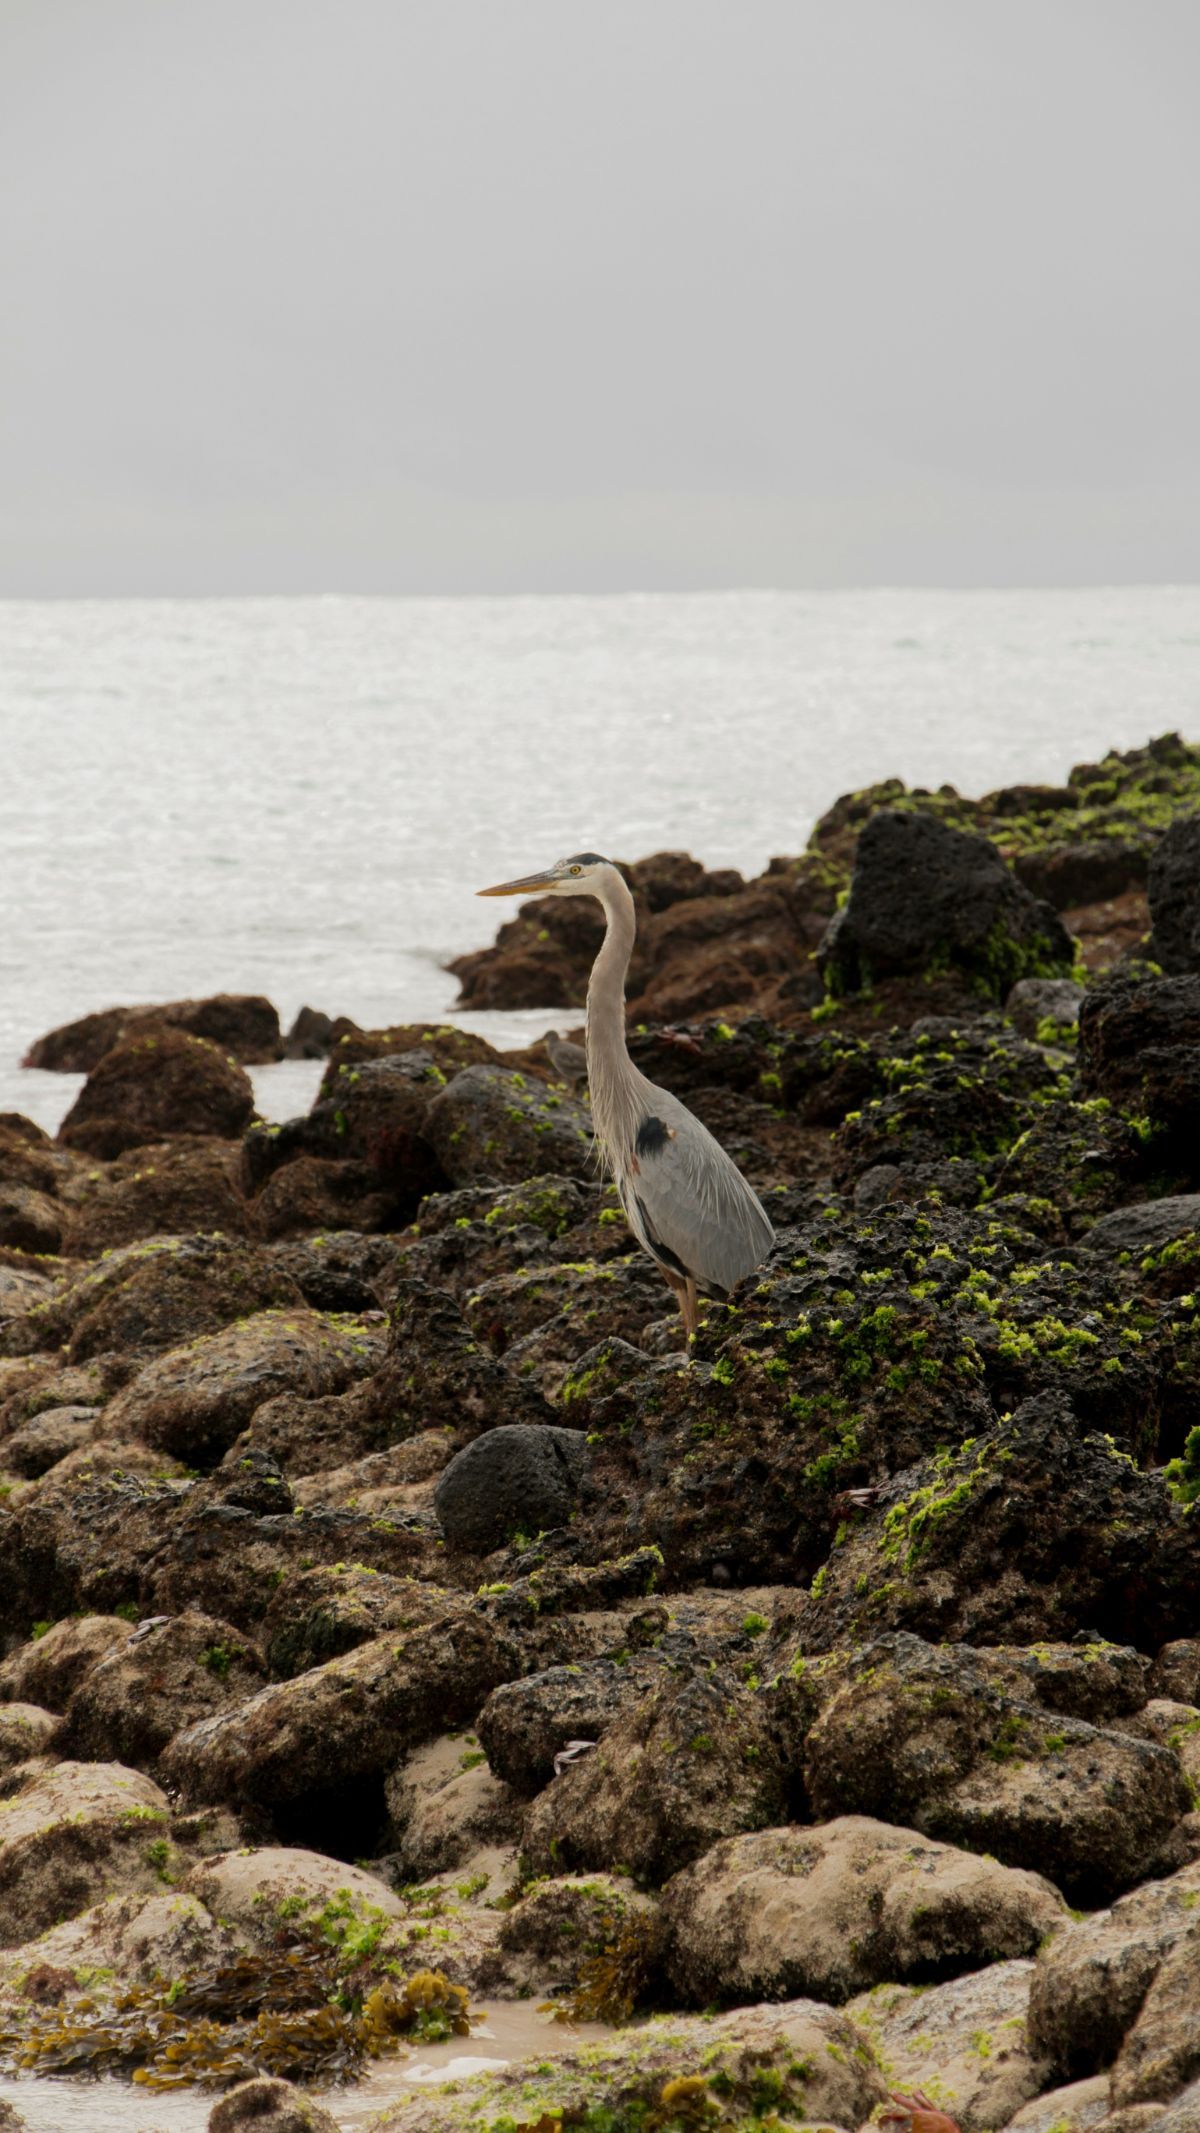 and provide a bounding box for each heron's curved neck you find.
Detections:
[586,870,639,1153]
